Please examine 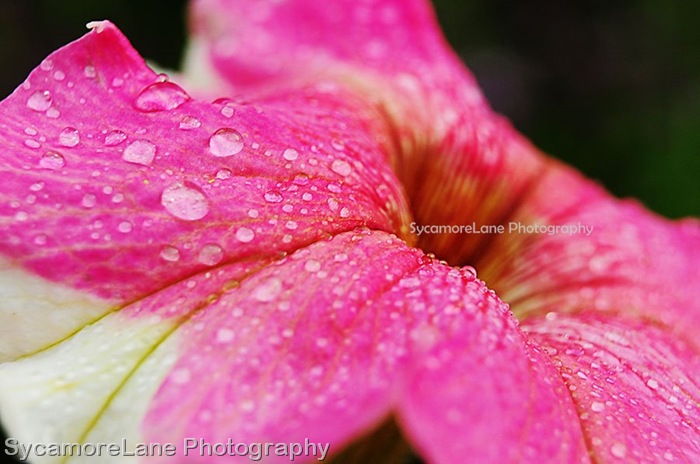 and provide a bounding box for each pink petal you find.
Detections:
[392,266,589,463]
[145,230,418,460]
[0,21,413,357]
[476,165,700,351]
[188,0,461,88]
[525,313,700,462]
[144,229,588,462]
[186,0,553,267]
